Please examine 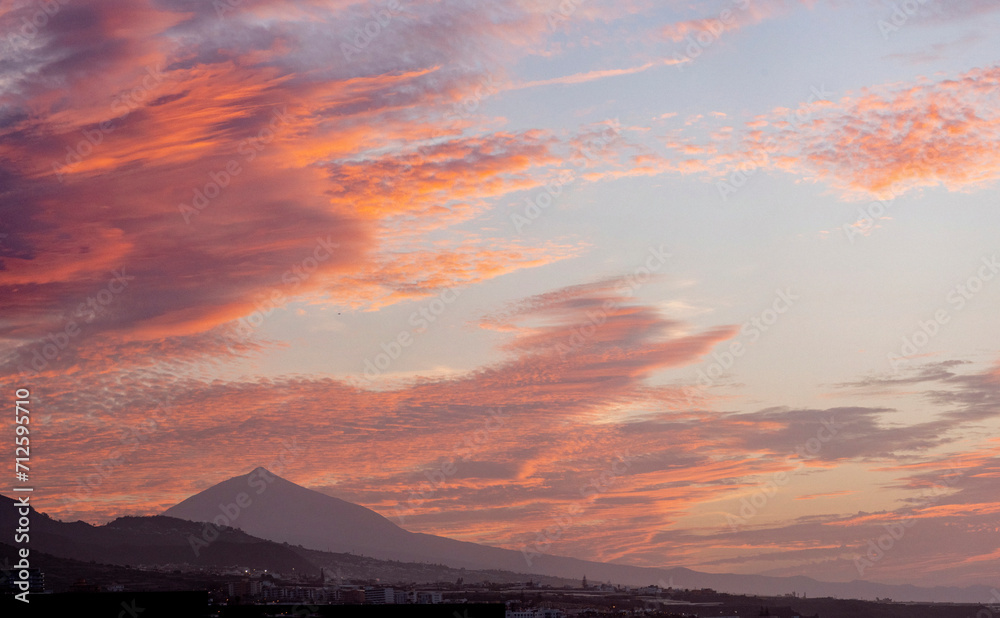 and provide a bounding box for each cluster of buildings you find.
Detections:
[364,588,444,605]
[0,568,45,594]
[505,609,566,618]
[224,579,445,605]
